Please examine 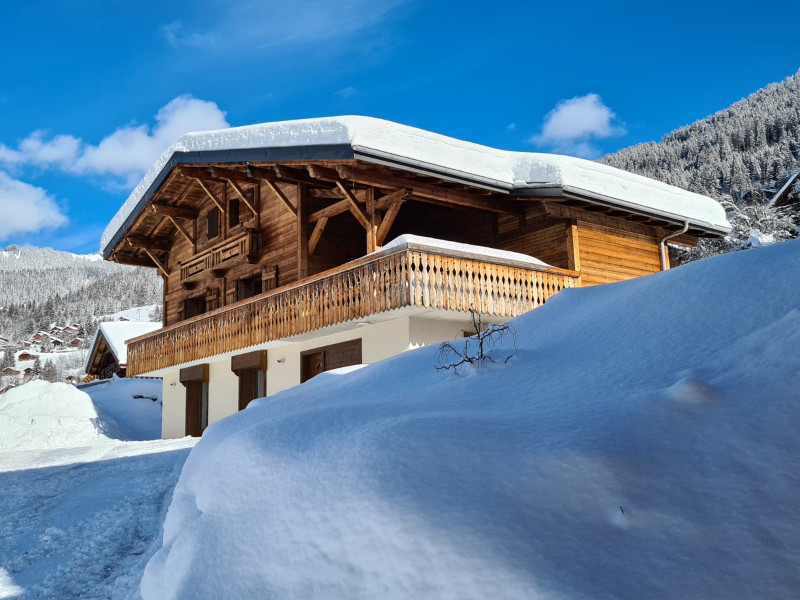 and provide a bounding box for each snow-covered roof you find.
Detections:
[101,116,730,255]
[379,234,552,268]
[85,321,162,371]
